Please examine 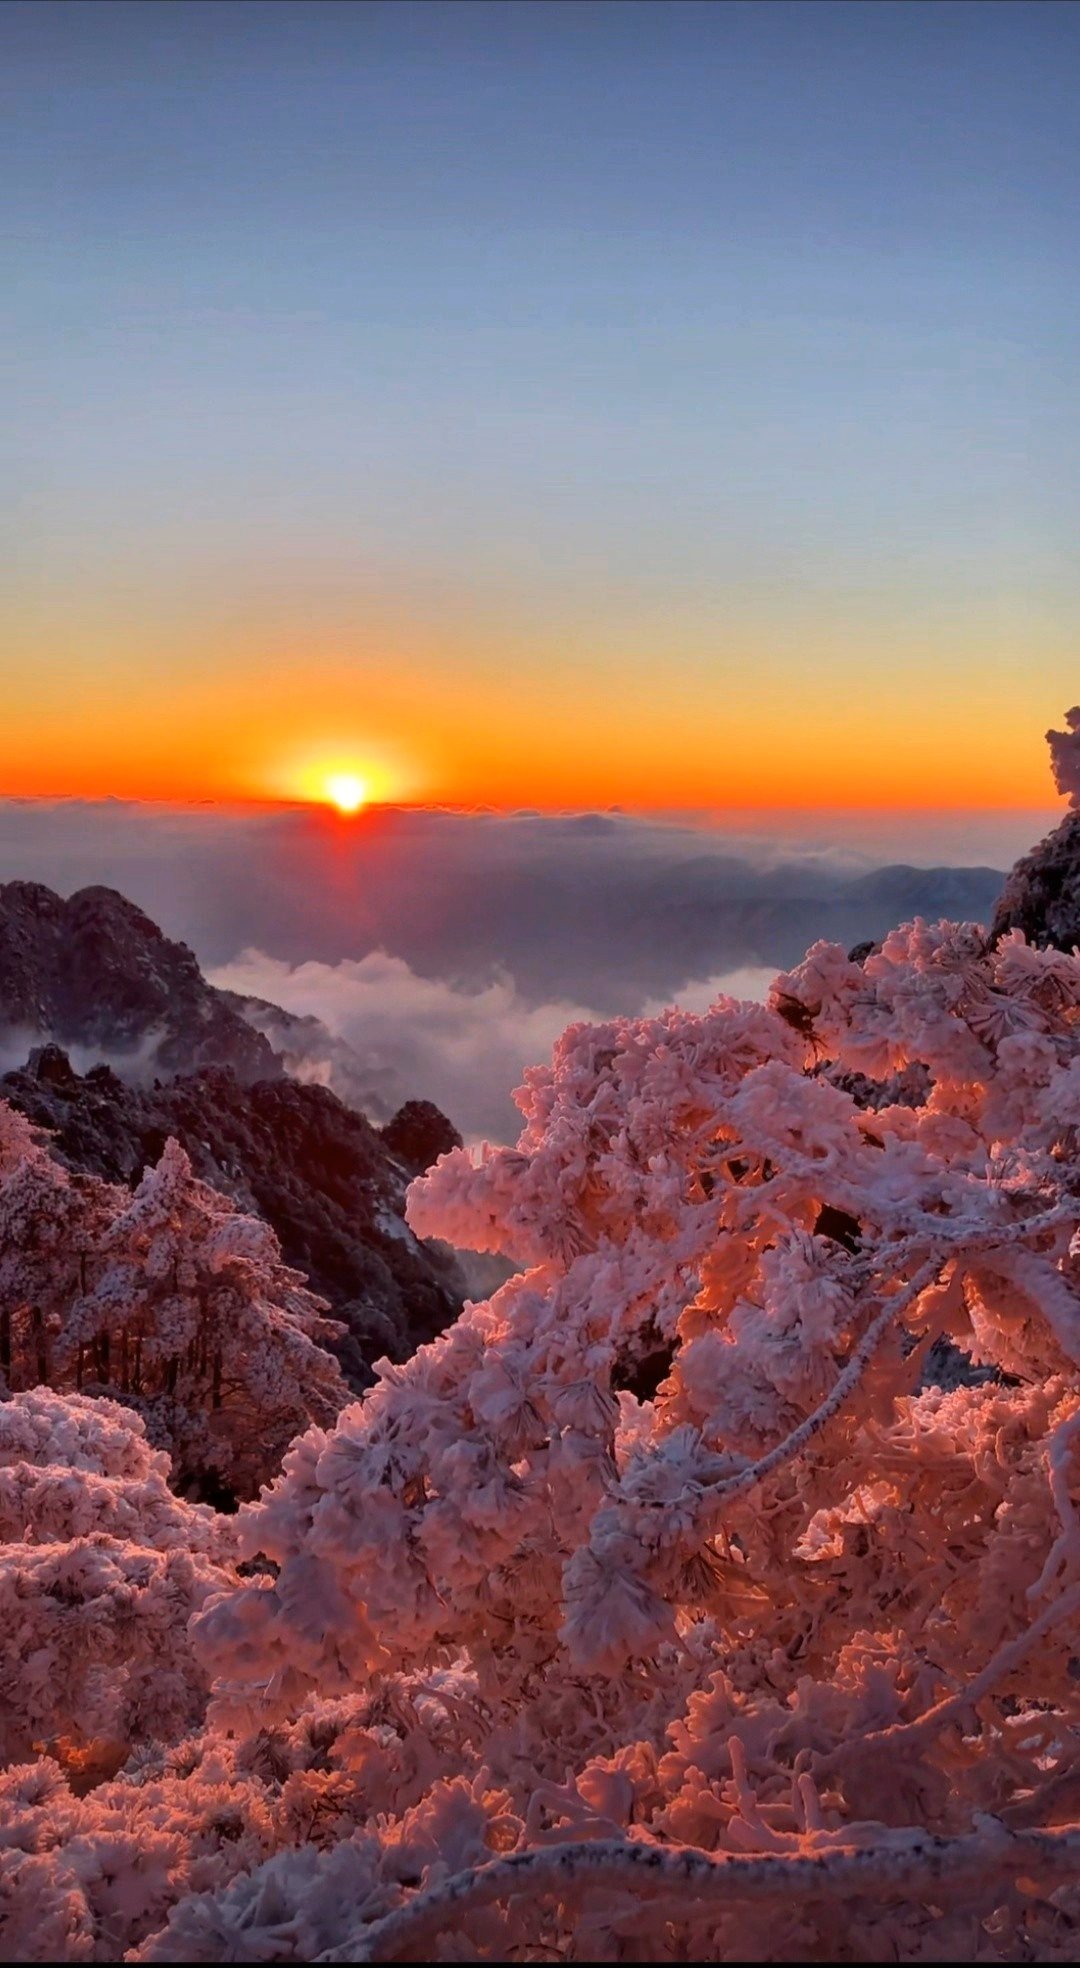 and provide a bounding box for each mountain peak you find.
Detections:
[0,878,279,1082]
